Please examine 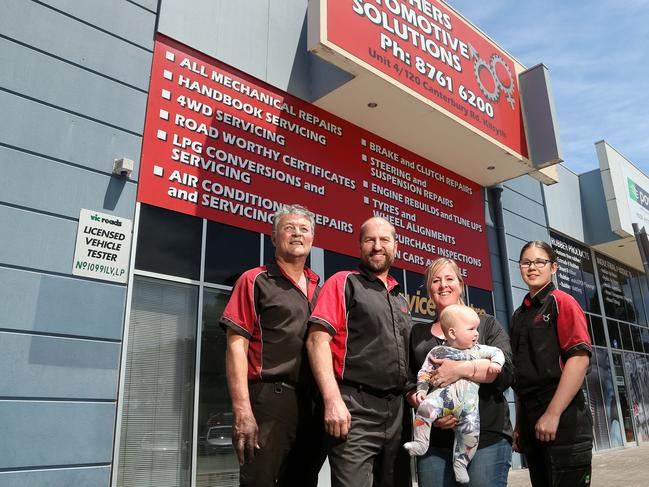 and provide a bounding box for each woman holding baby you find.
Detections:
[407,258,514,487]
